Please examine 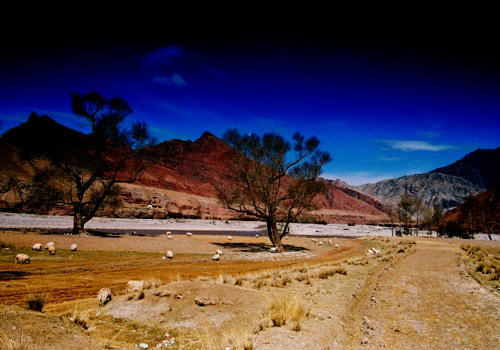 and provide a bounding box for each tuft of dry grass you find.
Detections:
[261,293,307,330]
[94,325,123,349]
[0,330,31,350]
[196,321,255,350]
[68,300,90,330]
